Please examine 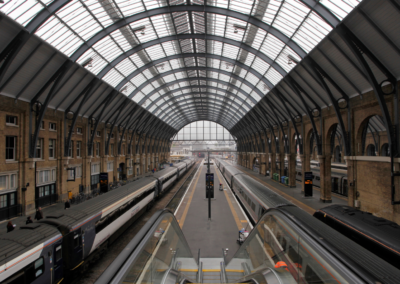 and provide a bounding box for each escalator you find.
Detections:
[96,209,386,284]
